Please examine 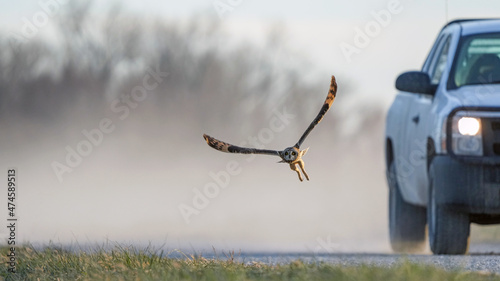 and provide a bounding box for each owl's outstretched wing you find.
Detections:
[294,75,337,149]
[203,134,280,156]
